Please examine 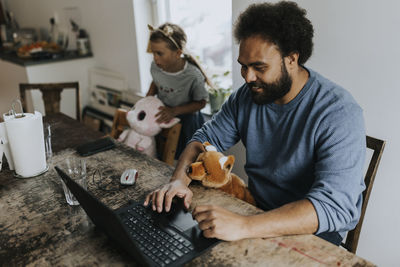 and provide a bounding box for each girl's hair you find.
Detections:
[149,22,213,88]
